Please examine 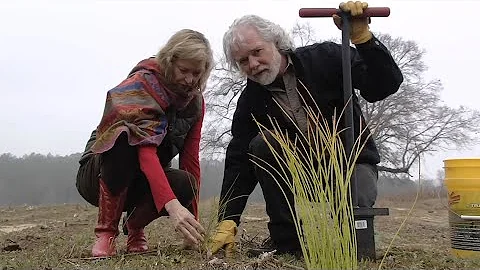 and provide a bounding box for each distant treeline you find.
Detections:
[0,152,436,206]
[0,153,264,206]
